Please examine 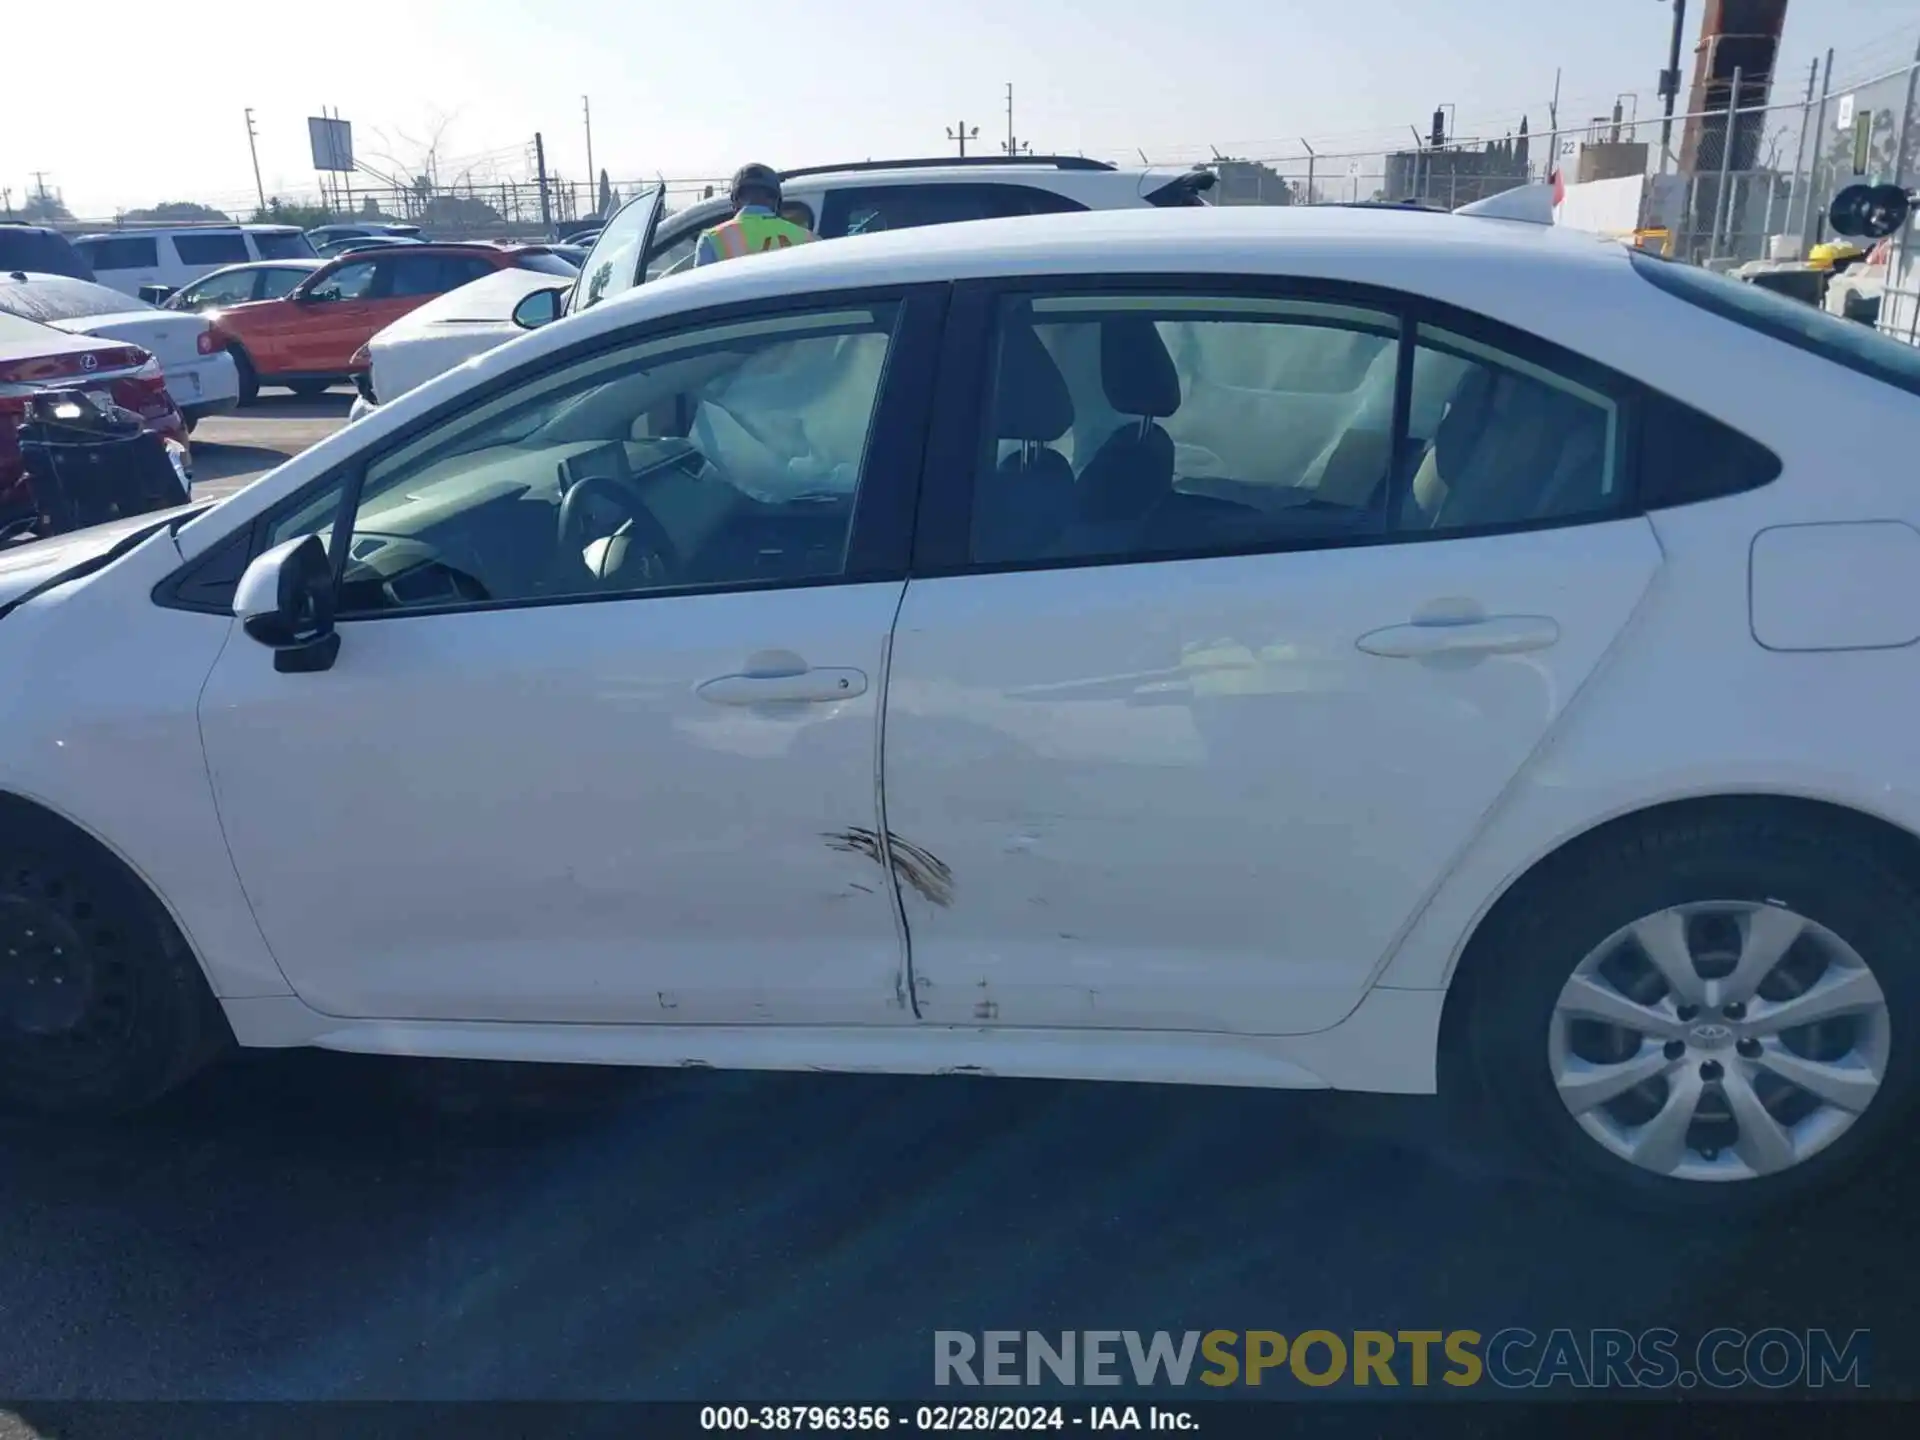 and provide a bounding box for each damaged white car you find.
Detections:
[4,205,1920,1215]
